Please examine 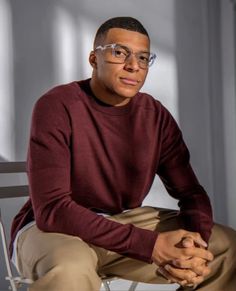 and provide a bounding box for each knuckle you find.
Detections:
[193,275,204,284]
[196,266,205,275]
[177,261,185,268]
[195,232,200,238]
[192,261,199,269]
[183,248,191,256]
[190,231,197,236]
[209,252,214,261]
[173,260,180,267]
[179,229,185,235]
[180,280,188,286]
[204,267,211,276]
[184,273,190,281]
[179,254,187,261]
[186,274,193,281]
